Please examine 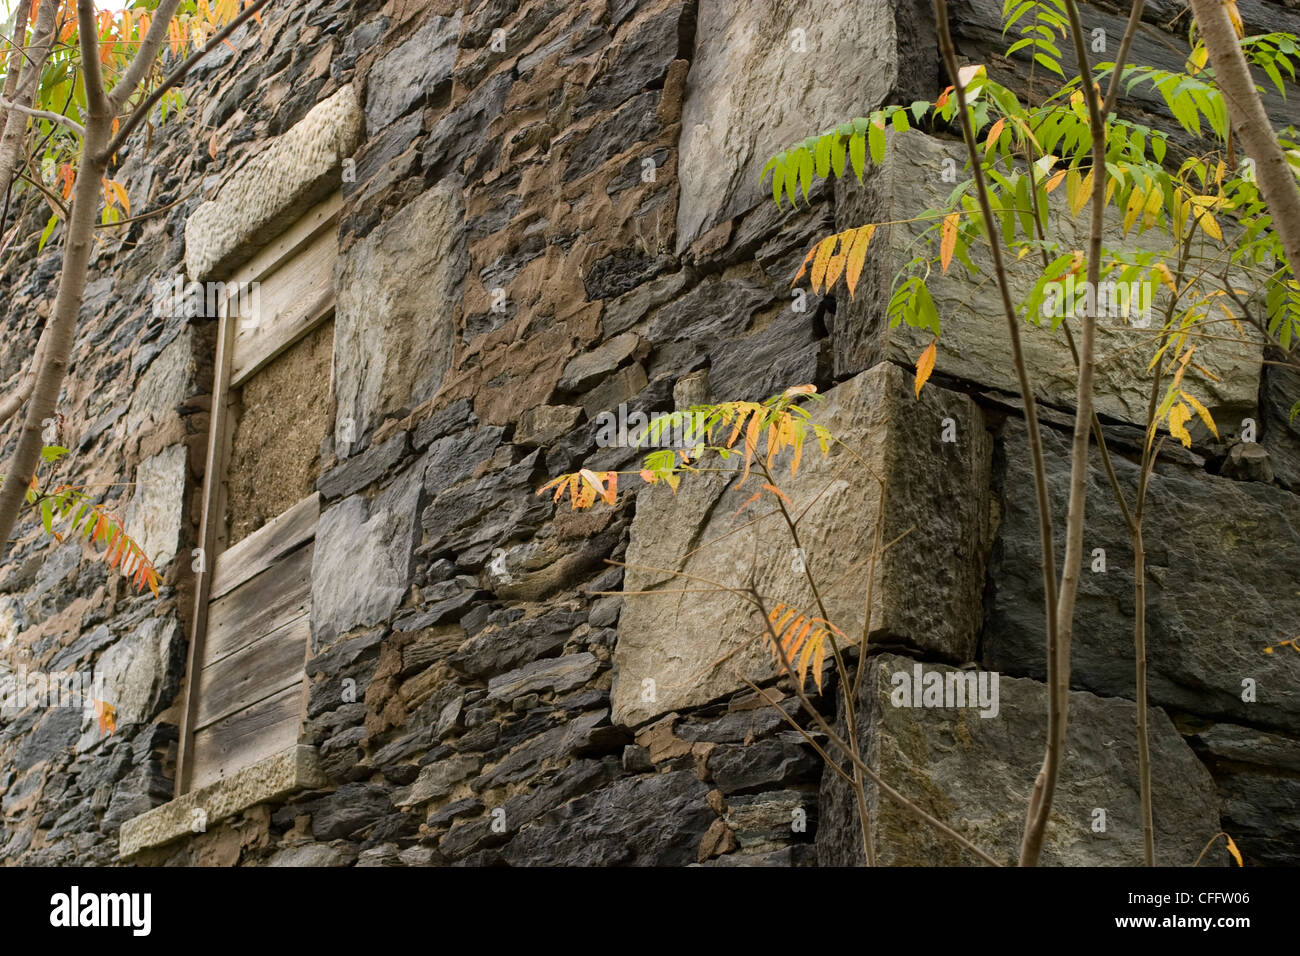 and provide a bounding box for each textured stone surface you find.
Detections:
[1193,721,1300,866]
[124,443,188,568]
[119,746,323,857]
[185,85,361,279]
[834,129,1263,427]
[364,13,460,132]
[96,618,184,728]
[501,770,714,865]
[311,466,424,646]
[334,183,467,446]
[613,362,991,727]
[986,420,1300,734]
[817,654,1222,866]
[676,0,898,249]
